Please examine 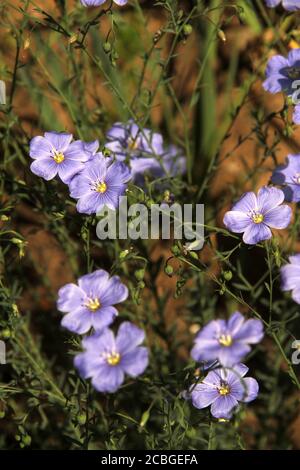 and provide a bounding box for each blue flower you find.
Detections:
[263,49,300,97]
[223,186,292,245]
[29,132,91,184]
[74,322,149,393]
[69,153,131,214]
[105,121,186,183]
[57,269,128,334]
[190,363,259,419]
[191,312,264,367]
